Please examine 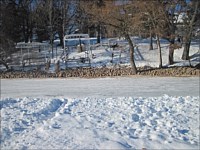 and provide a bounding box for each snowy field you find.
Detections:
[1,77,199,149]
[51,37,200,71]
[1,77,200,98]
[1,37,200,149]
[1,37,199,71]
